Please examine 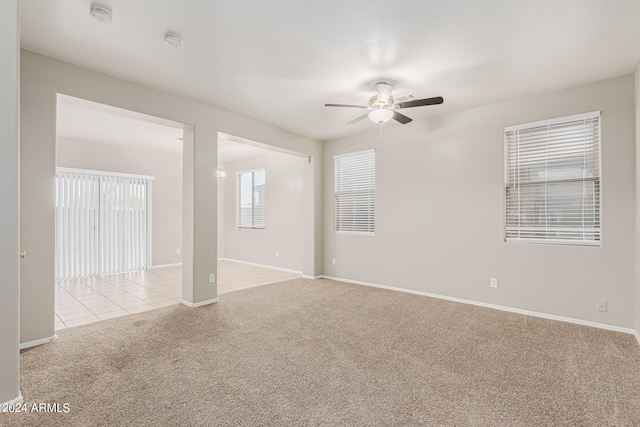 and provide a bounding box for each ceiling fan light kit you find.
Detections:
[368,109,394,123]
[325,80,444,127]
